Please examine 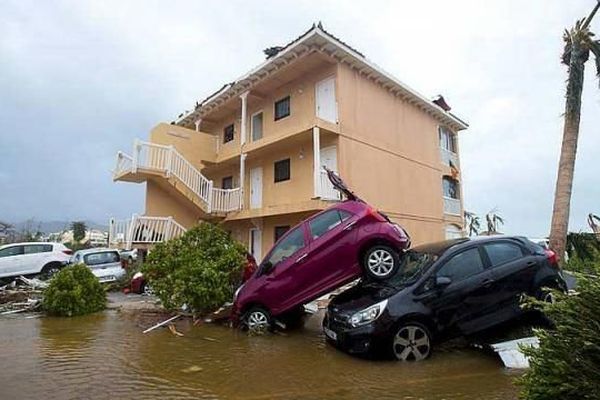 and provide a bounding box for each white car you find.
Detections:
[0,242,72,279]
[71,248,126,283]
[120,248,138,263]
